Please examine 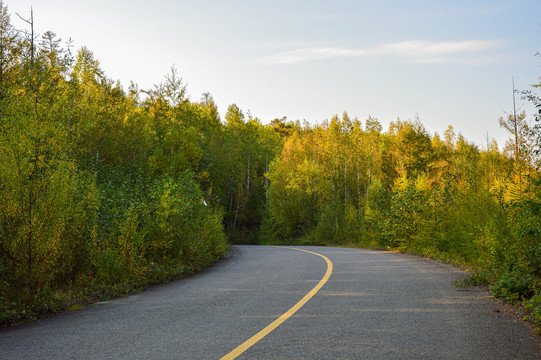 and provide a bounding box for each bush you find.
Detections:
[523,294,541,334]
[490,269,536,300]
